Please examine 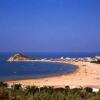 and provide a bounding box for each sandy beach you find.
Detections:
[7,61,100,88]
